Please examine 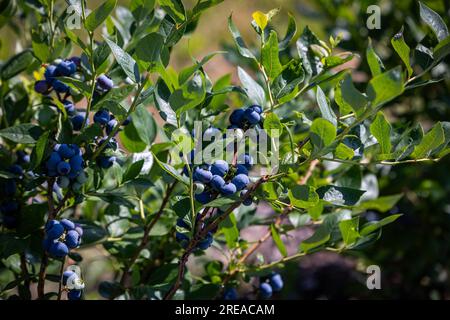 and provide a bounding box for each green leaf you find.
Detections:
[263,112,283,138]
[367,67,404,107]
[169,72,206,115]
[411,122,445,158]
[135,33,164,69]
[228,15,256,60]
[131,105,157,145]
[119,121,146,153]
[74,124,103,144]
[288,185,319,208]
[31,30,50,62]
[356,194,403,213]
[370,111,392,154]
[261,31,282,80]
[360,214,402,236]
[272,59,304,99]
[271,224,287,257]
[419,2,449,41]
[152,153,188,186]
[391,27,413,78]
[316,86,336,127]
[366,38,385,77]
[104,37,140,83]
[123,159,144,183]
[316,185,365,206]
[309,118,336,154]
[85,0,117,32]
[59,76,92,96]
[222,214,239,249]
[296,26,321,81]
[207,196,240,208]
[30,131,50,170]
[335,75,367,115]
[0,124,42,144]
[299,225,330,253]
[334,143,354,160]
[1,50,34,80]
[159,0,185,23]
[179,51,224,85]
[338,217,360,245]
[279,13,297,50]
[237,67,265,106]
[130,0,155,21]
